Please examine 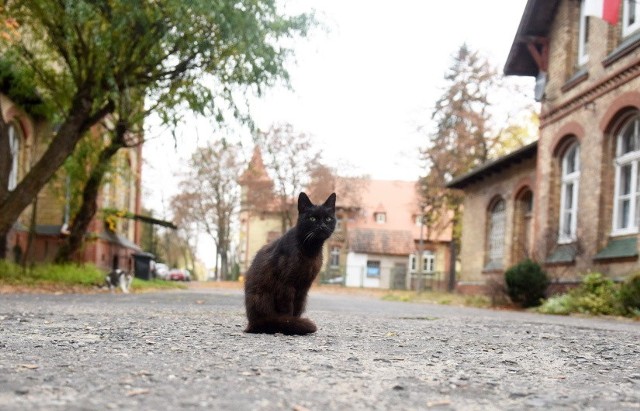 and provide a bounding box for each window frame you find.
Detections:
[7,124,22,192]
[366,260,381,278]
[374,212,386,224]
[558,143,581,243]
[623,0,640,37]
[329,246,340,268]
[409,250,435,273]
[578,0,590,66]
[612,114,640,236]
[486,198,506,269]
